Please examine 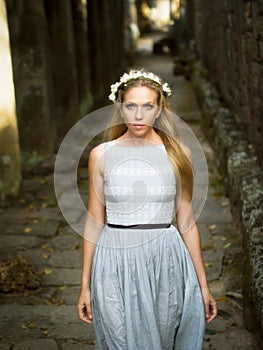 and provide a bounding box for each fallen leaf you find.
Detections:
[202,244,214,251]
[43,268,53,275]
[221,200,229,207]
[40,179,48,185]
[42,254,50,259]
[208,224,216,231]
[41,244,53,252]
[26,204,35,211]
[204,262,213,267]
[42,329,49,335]
[46,297,64,305]
[28,321,39,329]
[19,220,29,225]
[41,203,48,208]
[217,295,227,302]
[223,242,231,249]
[24,227,32,234]
[20,323,27,330]
[58,285,68,290]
